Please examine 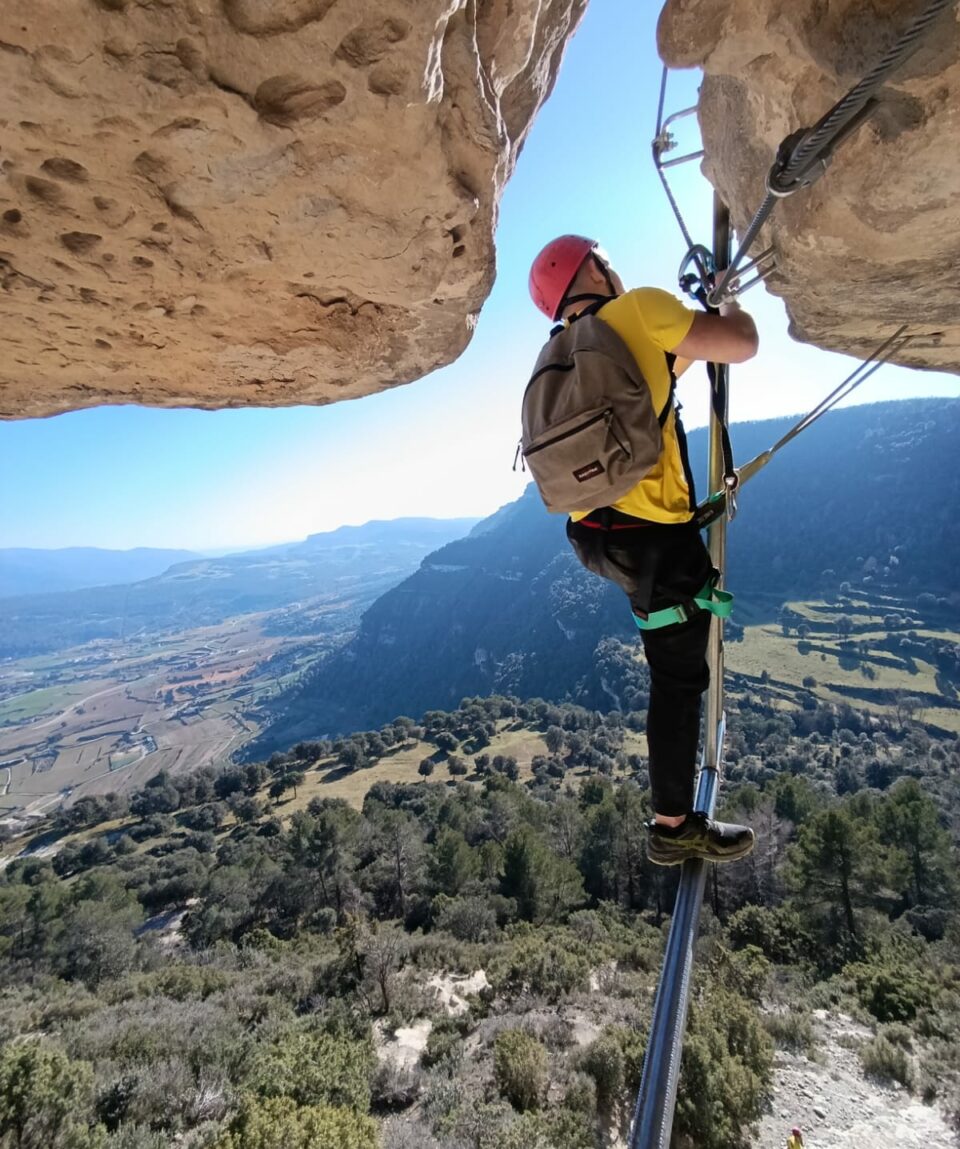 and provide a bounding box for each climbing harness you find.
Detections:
[631,4,950,1148]
[633,575,734,631]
